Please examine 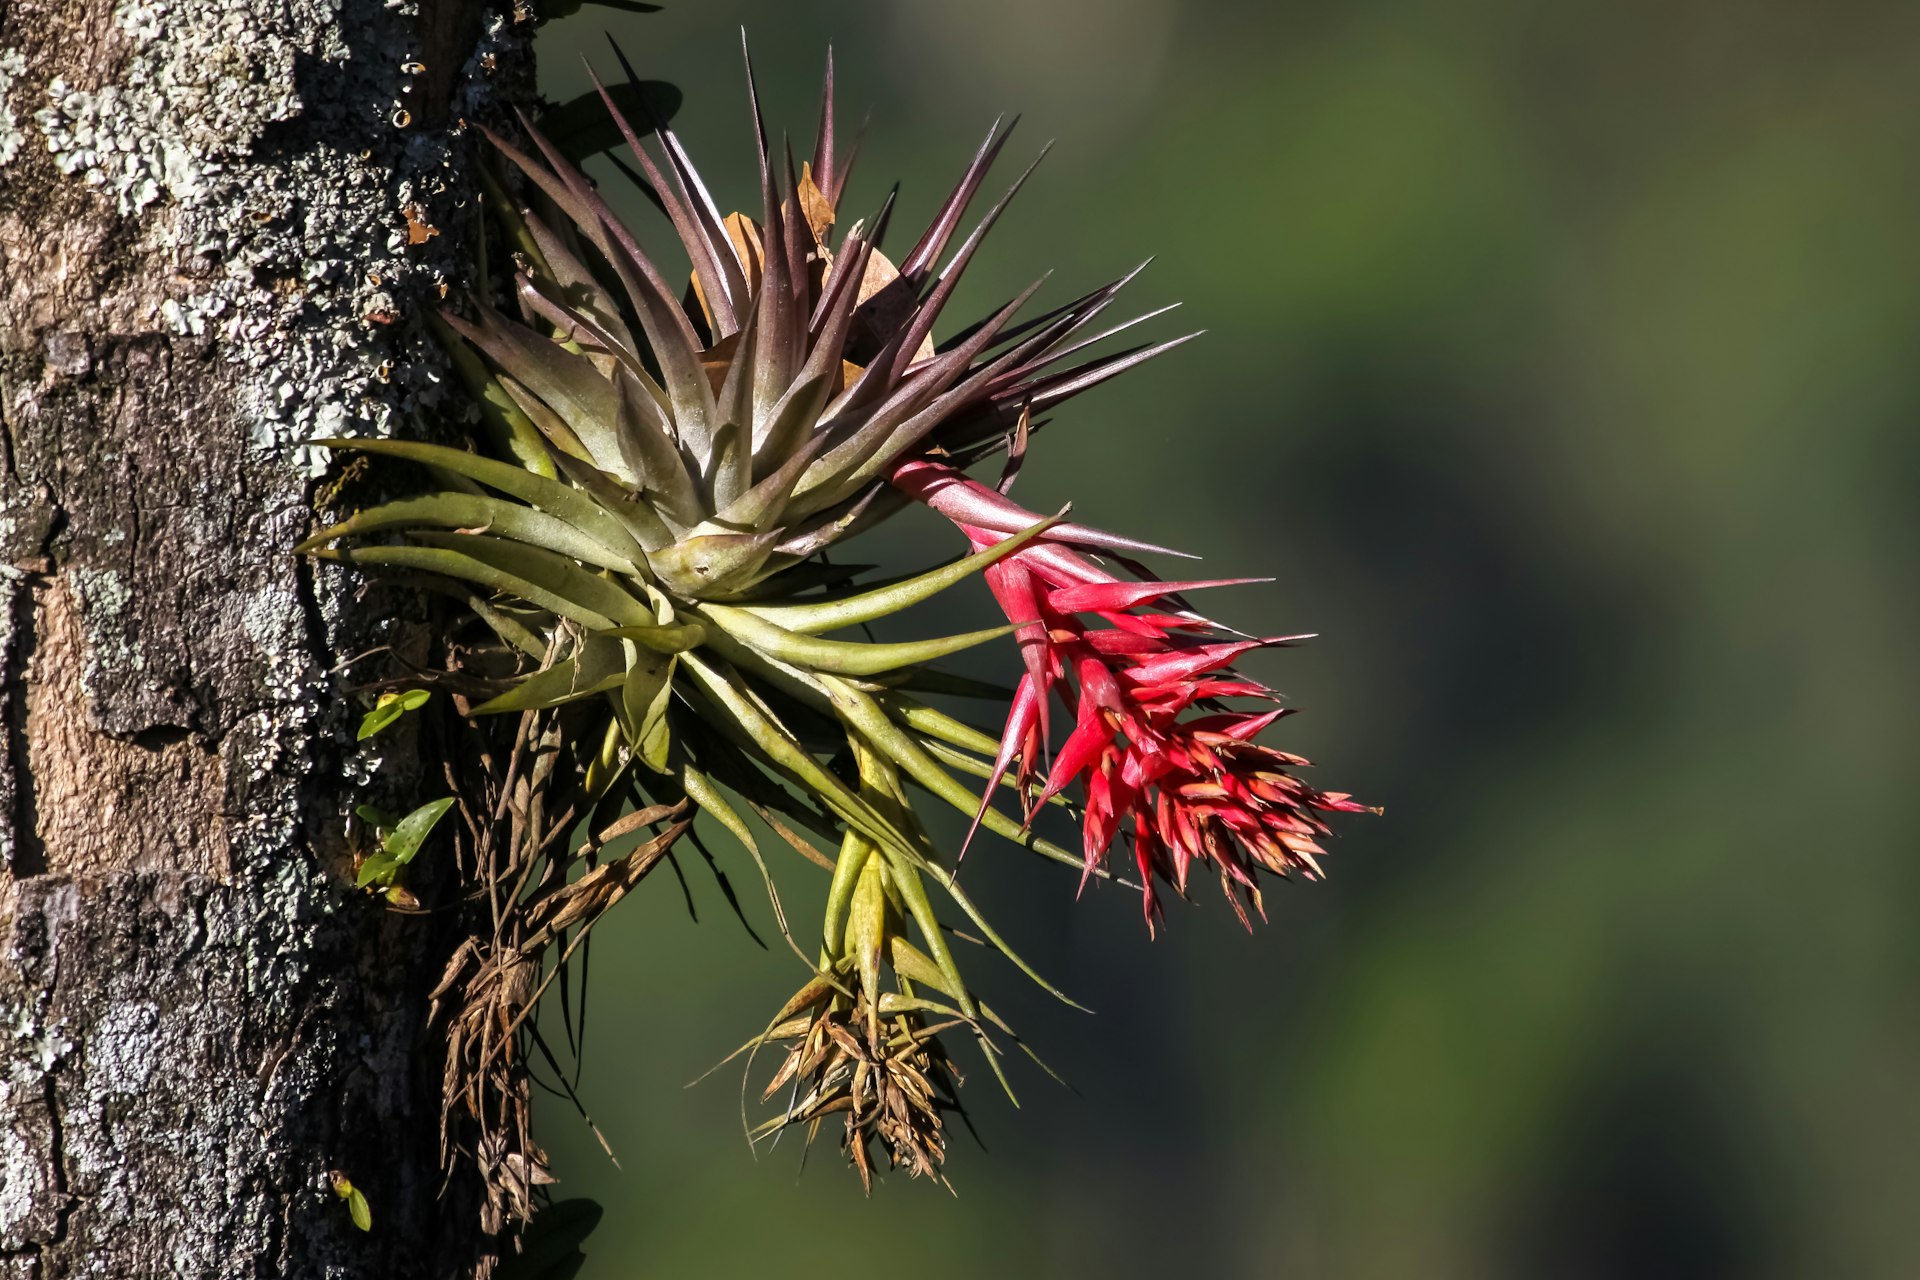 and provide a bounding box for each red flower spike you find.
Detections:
[889,459,1375,930]
[1045,577,1268,615]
